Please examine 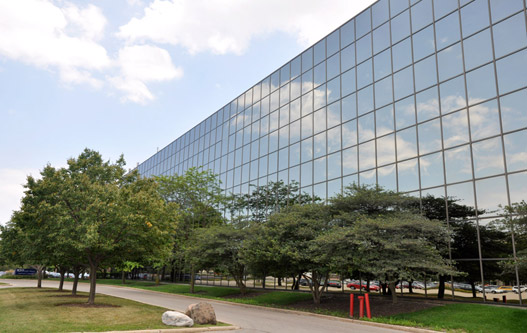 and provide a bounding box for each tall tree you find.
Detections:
[155,167,225,292]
